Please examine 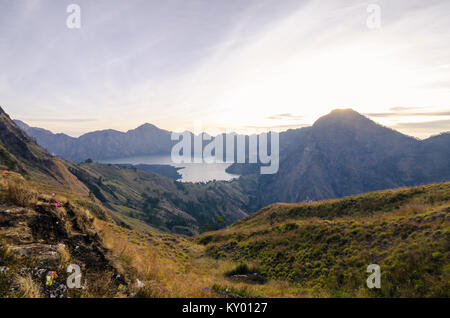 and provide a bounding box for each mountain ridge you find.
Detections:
[11,107,450,212]
[14,120,174,162]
